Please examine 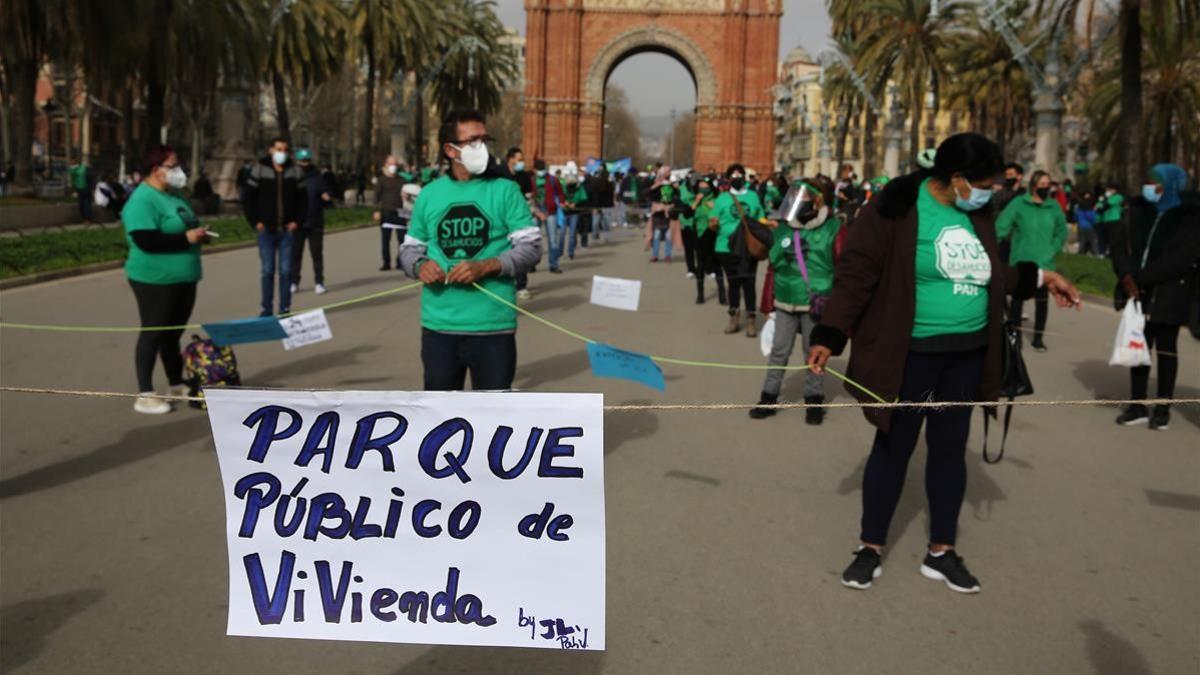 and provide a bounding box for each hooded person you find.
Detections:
[1110,163,1200,430]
